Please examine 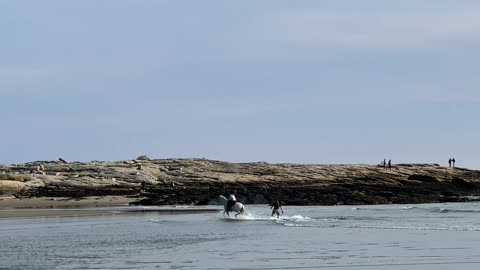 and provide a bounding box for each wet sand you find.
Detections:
[0,196,135,209]
[0,196,219,219]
